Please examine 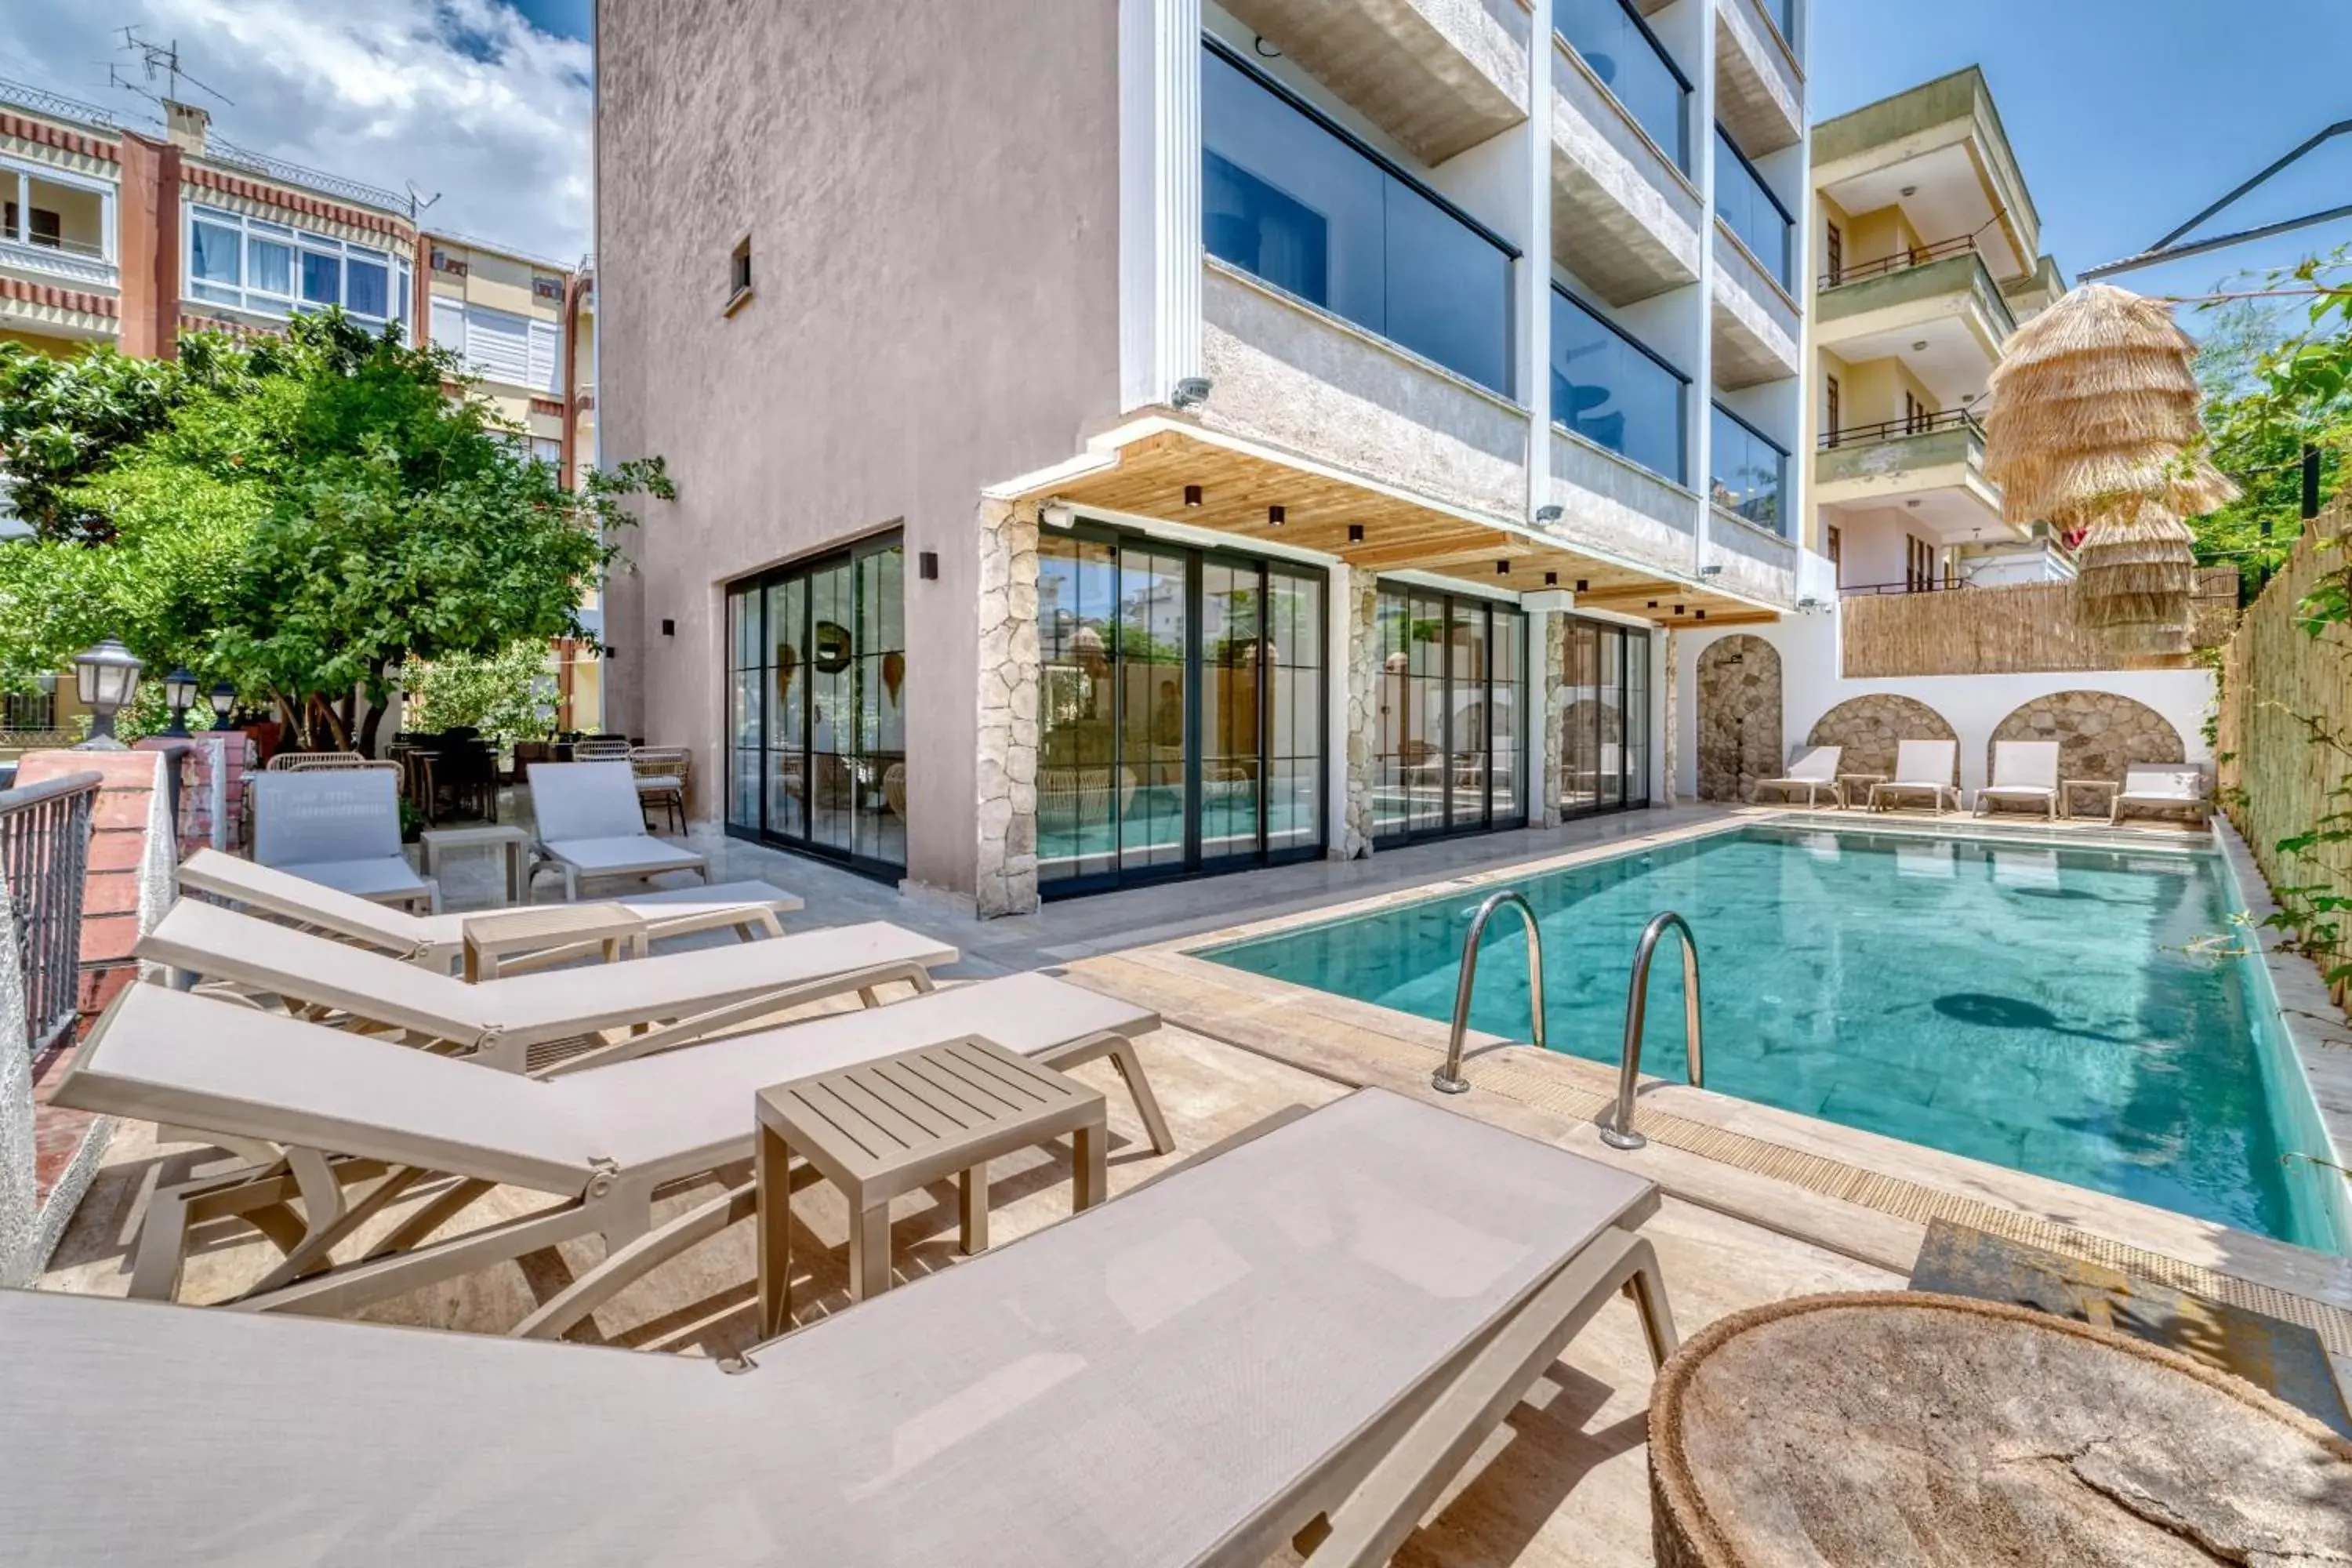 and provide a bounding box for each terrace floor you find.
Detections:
[36,789,2350,1565]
